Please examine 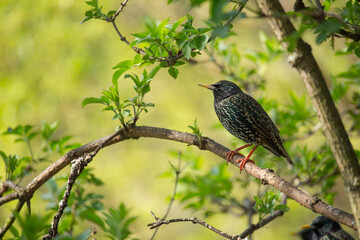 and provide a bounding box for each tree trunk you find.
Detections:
[256,0,360,237]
